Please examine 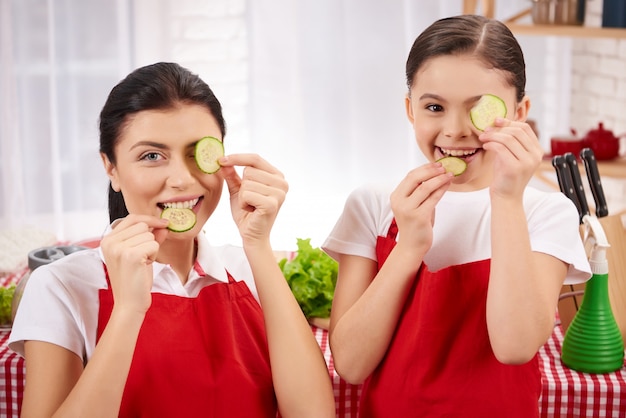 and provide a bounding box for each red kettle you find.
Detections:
[582,122,623,160]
